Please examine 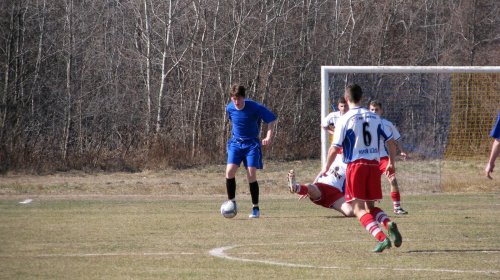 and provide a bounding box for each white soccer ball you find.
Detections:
[221,201,237,219]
